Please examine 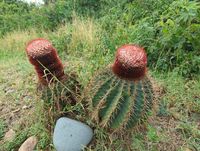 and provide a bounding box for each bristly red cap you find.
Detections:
[26,38,54,58]
[25,38,65,85]
[112,44,147,80]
